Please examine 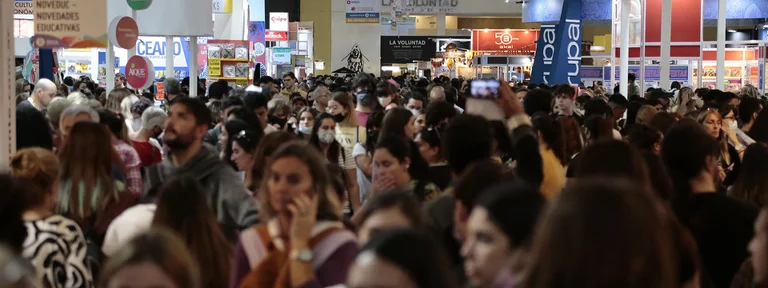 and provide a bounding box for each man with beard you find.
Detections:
[132,107,167,168]
[144,97,259,236]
